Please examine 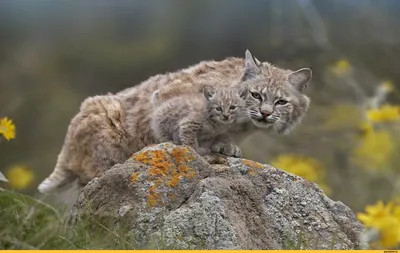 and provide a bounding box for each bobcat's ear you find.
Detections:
[288,68,312,92]
[151,90,160,105]
[203,87,215,100]
[242,49,261,81]
[238,86,248,100]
